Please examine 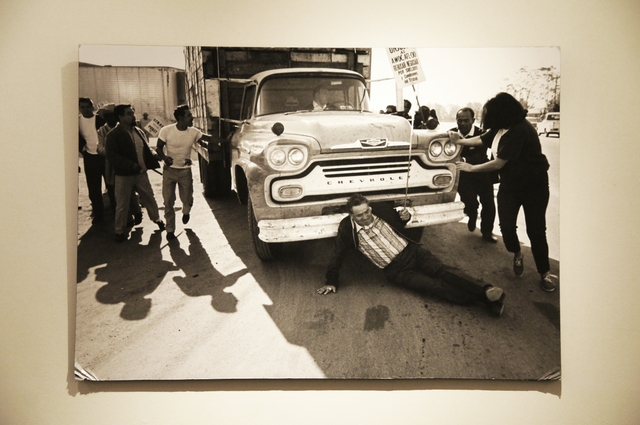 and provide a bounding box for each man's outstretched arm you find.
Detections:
[317,220,353,295]
[317,284,336,295]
